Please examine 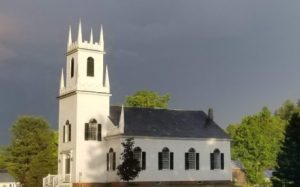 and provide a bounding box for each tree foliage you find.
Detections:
[272,113,300,187]
[227,107,285,185]
[4,116,57,187]
[117,137,141,183]
[125,90,171,109]
[275,99,300,121]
